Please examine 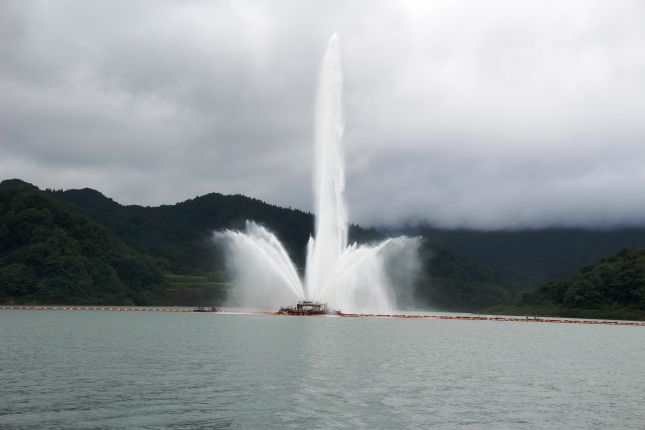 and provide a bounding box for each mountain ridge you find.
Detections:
[483,247,645,320]
[5,178,645,315]
[0,184,167,305]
